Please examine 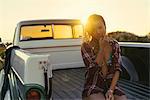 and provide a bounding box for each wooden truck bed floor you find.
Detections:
[52,68,150,100]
